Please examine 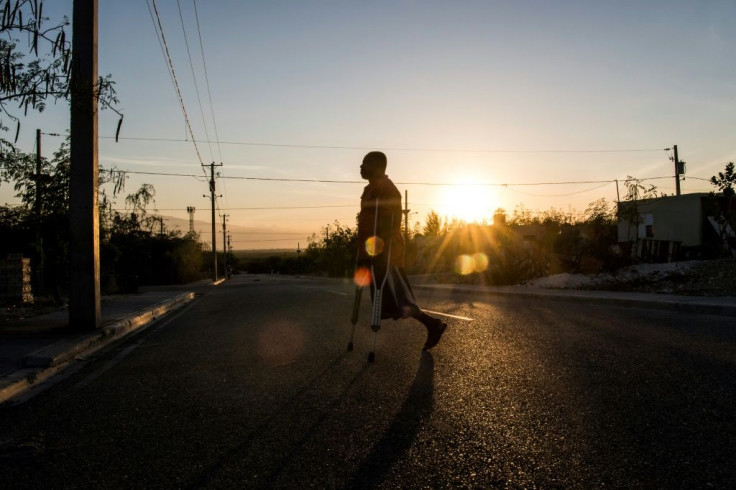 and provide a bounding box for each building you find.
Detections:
[617,193,733,261]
